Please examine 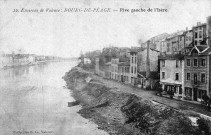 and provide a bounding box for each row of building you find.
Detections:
[94,16,211,102]
[0,51,62,69]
